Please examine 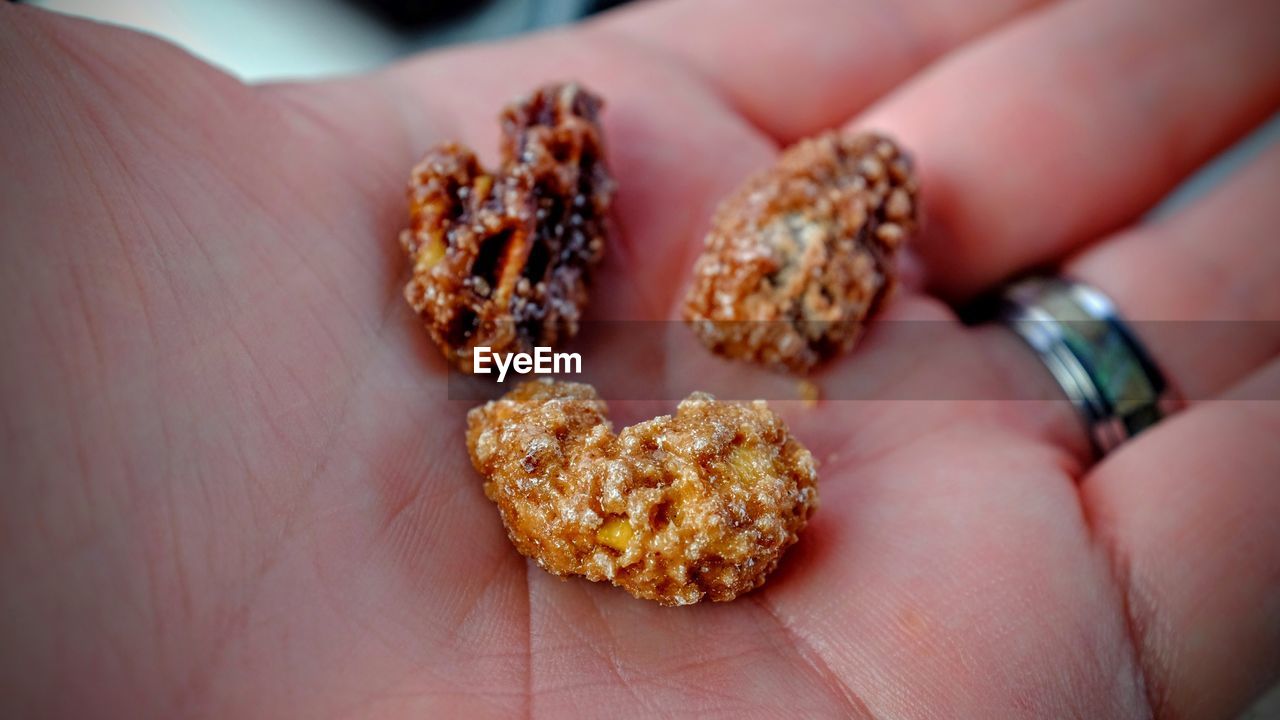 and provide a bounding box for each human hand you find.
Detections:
[1,0,1277,717]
